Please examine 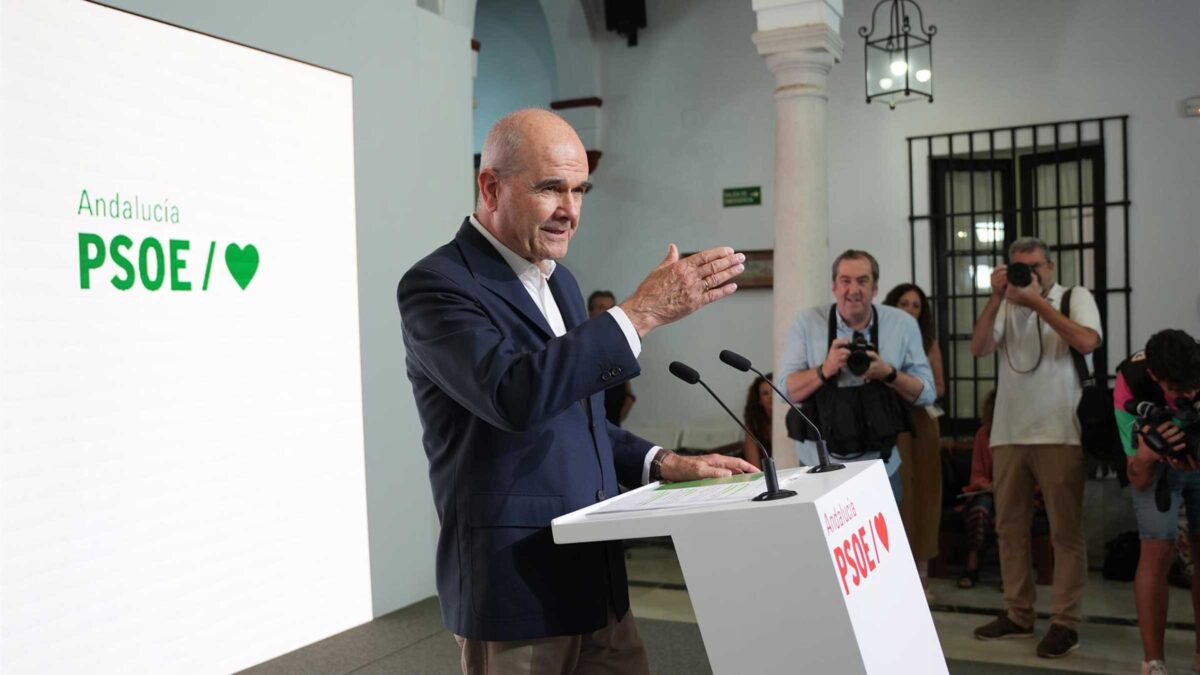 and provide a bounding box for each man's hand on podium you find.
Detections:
[660,452,759,483]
